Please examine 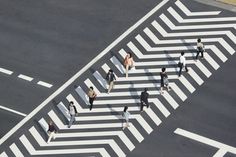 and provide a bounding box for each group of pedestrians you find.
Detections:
[46,38,205,142]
